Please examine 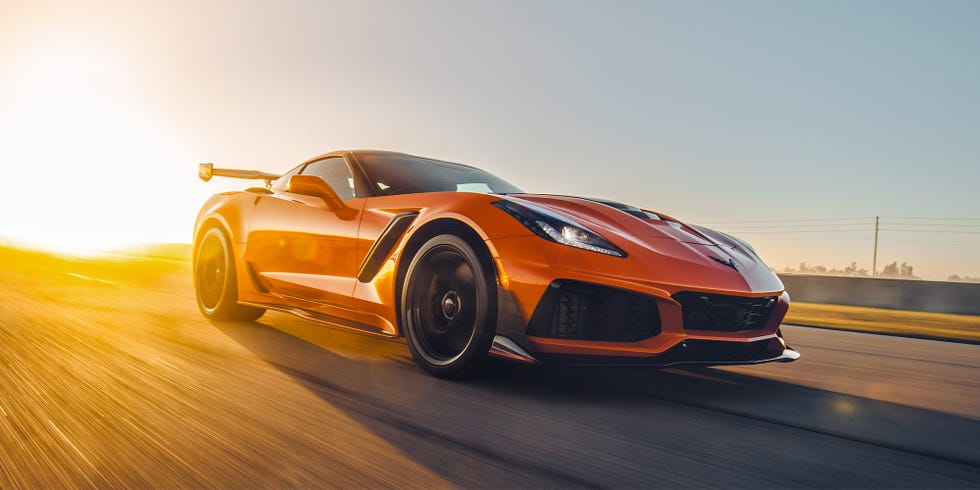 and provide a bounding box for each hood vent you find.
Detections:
[570,196,662,221]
